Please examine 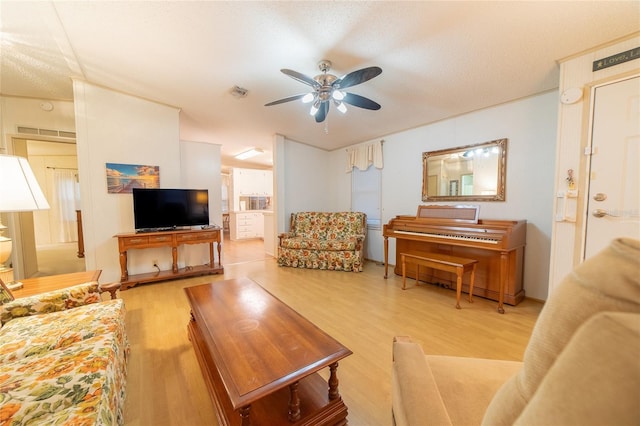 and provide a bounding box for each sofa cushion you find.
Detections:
[0,299,125,364]
[279,236,358,251]
[513,312,640,425]
[290,212,366,240]
[427,355,522,426]
[0,299,129,425]
[0,282,101,325]
[482,238,640,425]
